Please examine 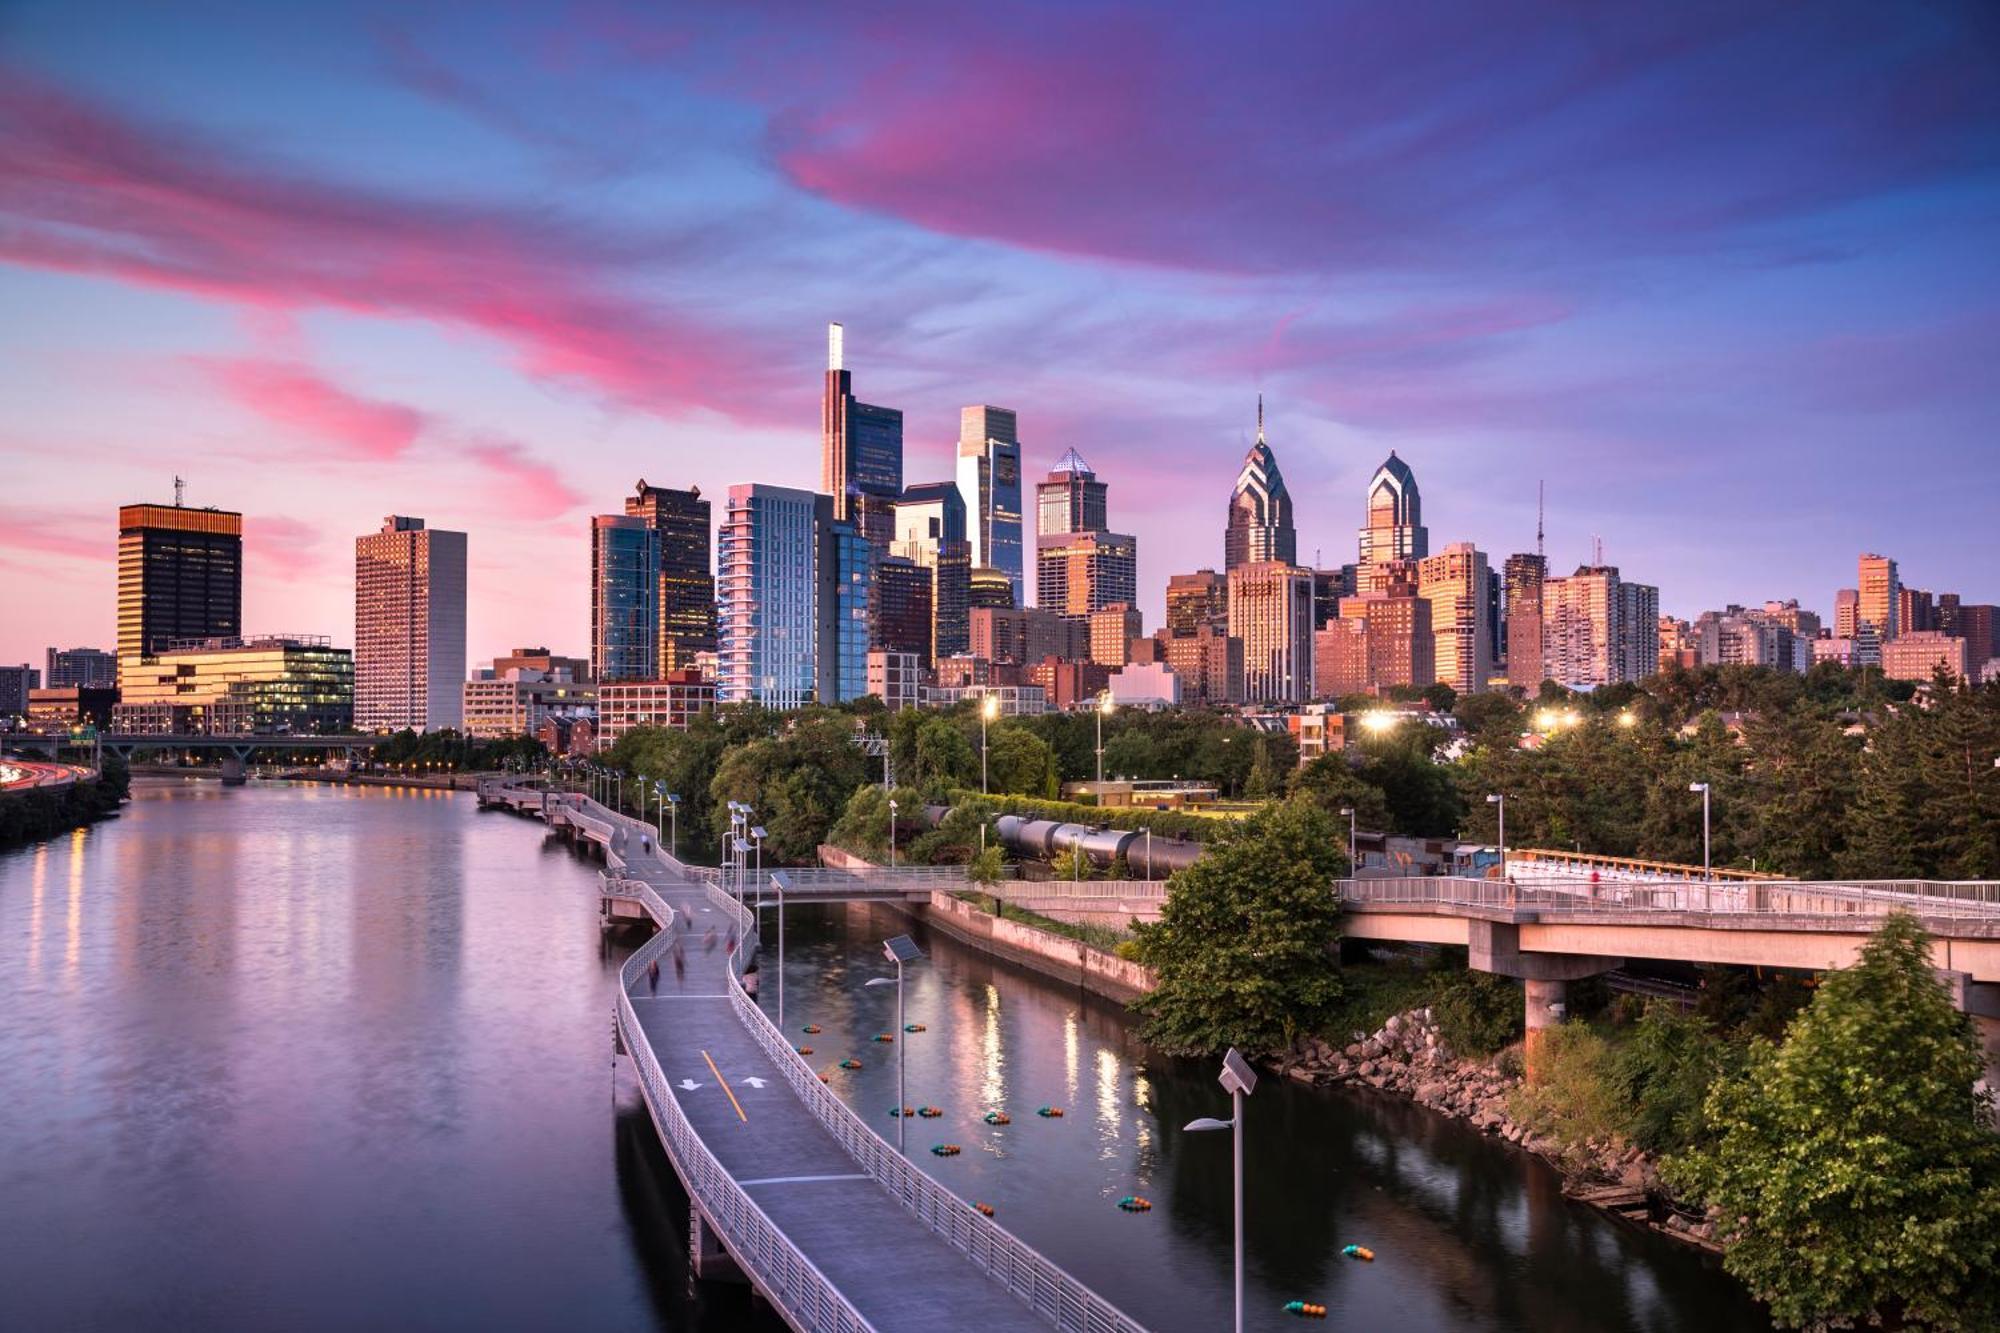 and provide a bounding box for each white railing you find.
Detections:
[997,879,1166,903]
[777,865,979,892]
[1341,875,2000,922]
[710,883,1148,1333]
[614,885,877,1333]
